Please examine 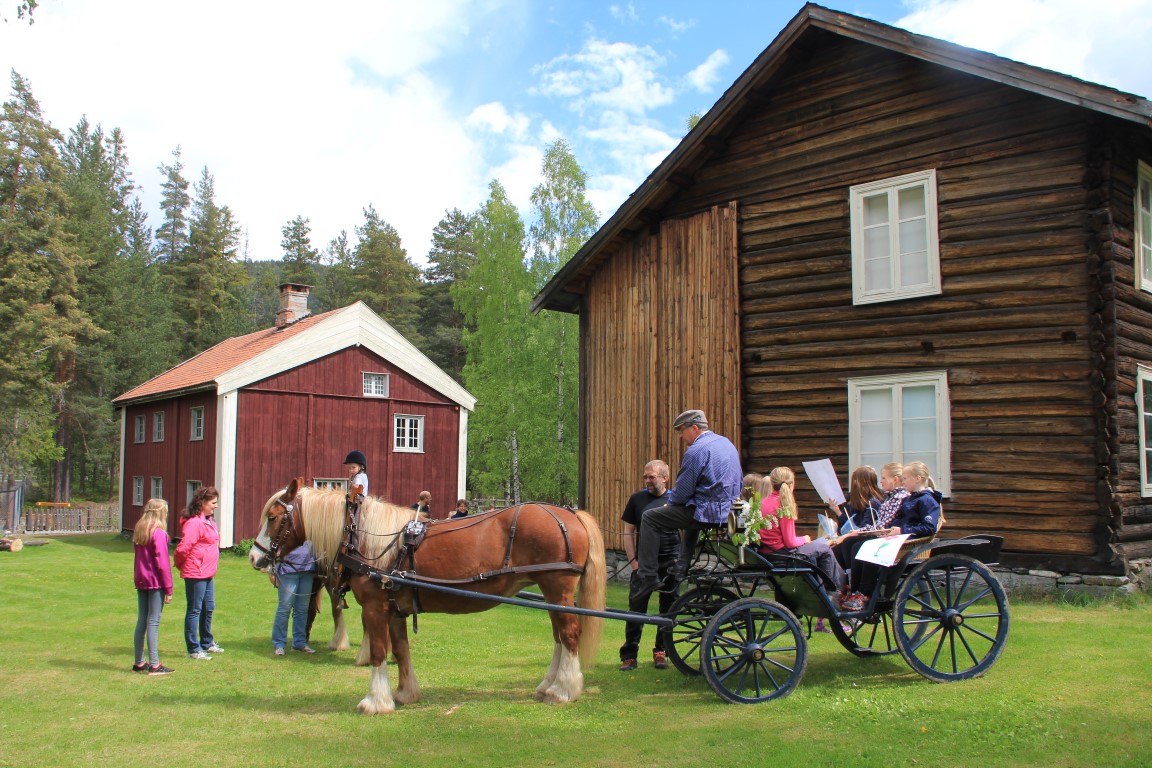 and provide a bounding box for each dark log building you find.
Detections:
[533,4,1152,573]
